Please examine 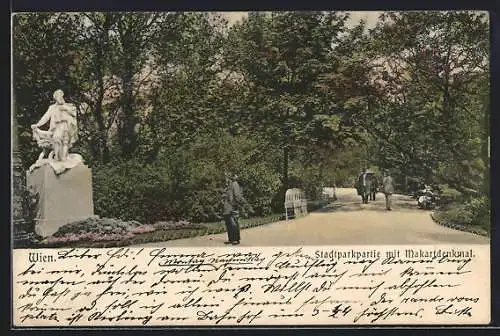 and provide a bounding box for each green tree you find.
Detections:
[12,13,84,168]
[226,11,350,194]
[72,13,120,163]
[141,12,228,162]
[364,11,489,191]
[113,13,163,159]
